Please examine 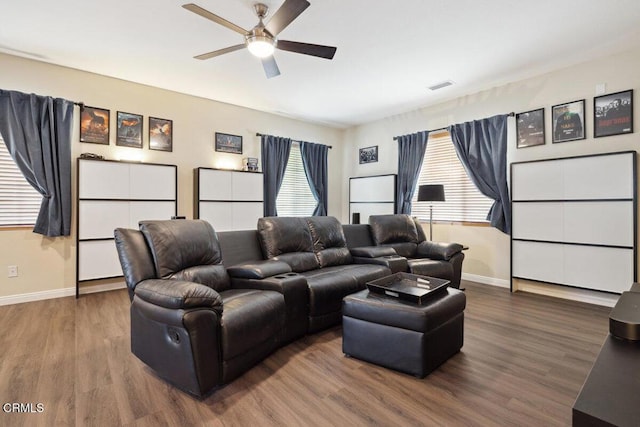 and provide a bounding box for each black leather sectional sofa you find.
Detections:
[114,214,464,397]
